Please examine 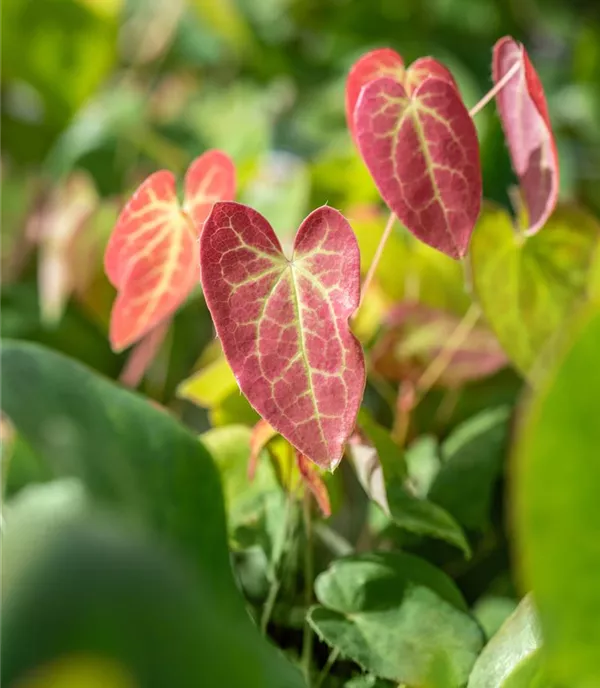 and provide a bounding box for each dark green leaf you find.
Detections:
[428,407,510,531]
[308,552,484,686]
